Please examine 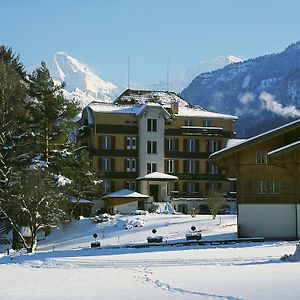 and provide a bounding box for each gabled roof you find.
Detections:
[103,189,149,199]
[136,172,178,181]
[268,140,300,158]
[211,119,300,159]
